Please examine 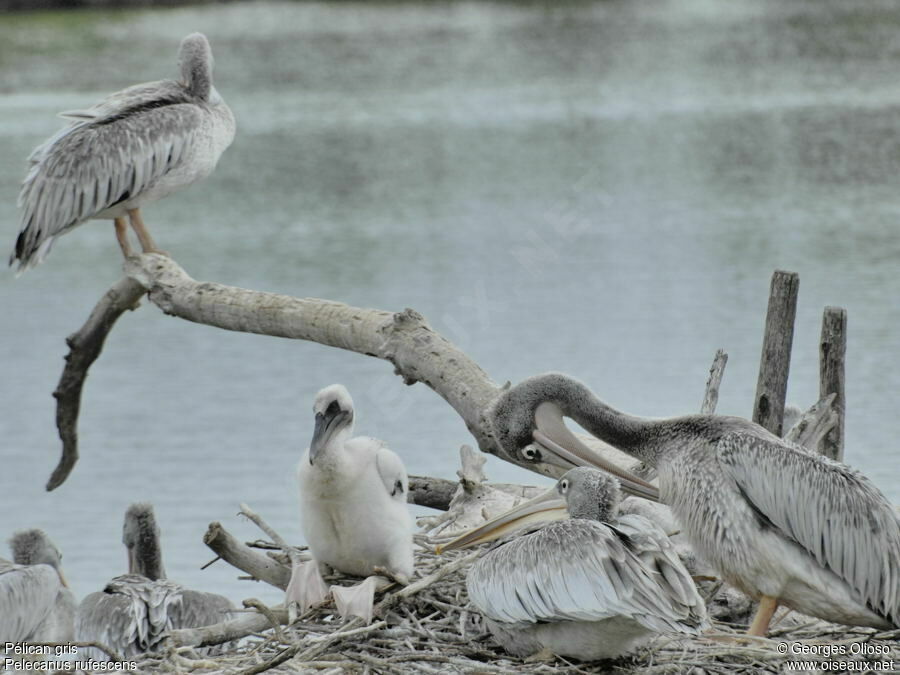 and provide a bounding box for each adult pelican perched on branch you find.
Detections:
[441,467,707,660]
[290,384,414,623]
[76,503,233,659]
[10,32,235,272]
[0,530,74,643]
[488,373,900,636]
